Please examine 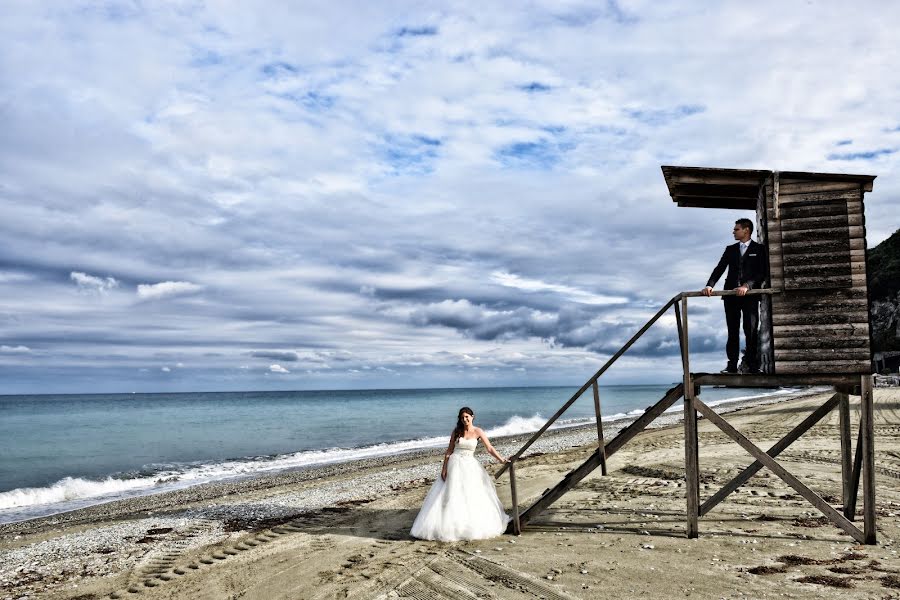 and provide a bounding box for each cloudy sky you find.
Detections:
[1,1,898,394]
